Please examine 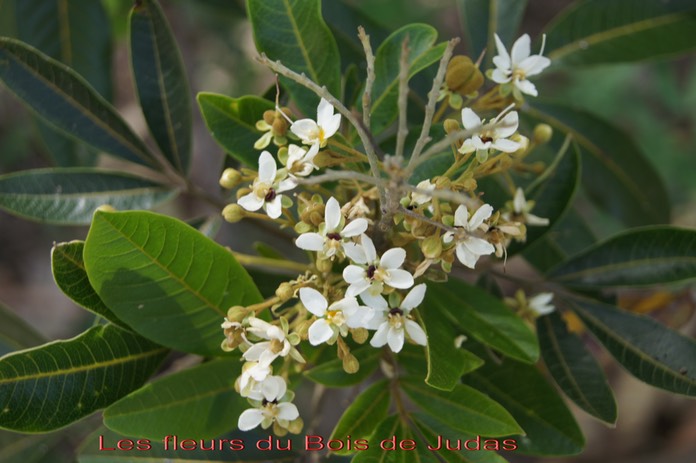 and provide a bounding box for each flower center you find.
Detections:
[327,232,342,240]
[270,338,285,354]
[512,68,527,81]
[366,264,377,280]
[253,182,271,198]
[480,135,493,143]
[389,307,403,316]
[264,188,277,202]
[326,309,345,326]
